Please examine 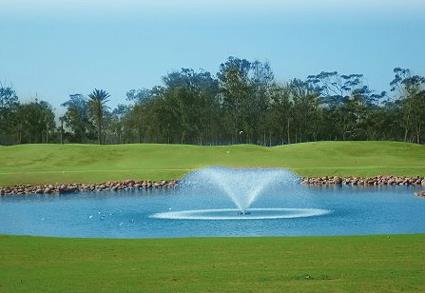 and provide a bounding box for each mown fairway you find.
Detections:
[1,141,425,185]
[0,142,425,185]
[0,234,424,293]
